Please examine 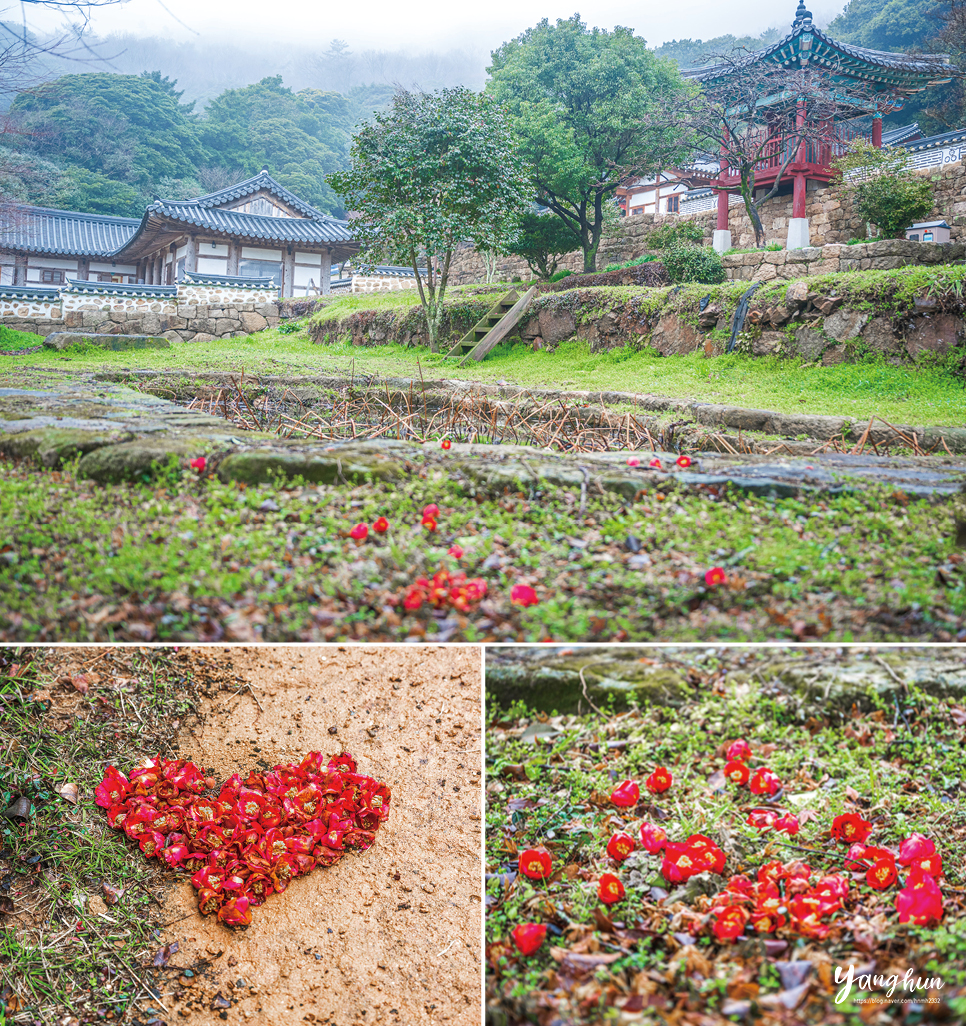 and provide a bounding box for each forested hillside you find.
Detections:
[0,71,392,217]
